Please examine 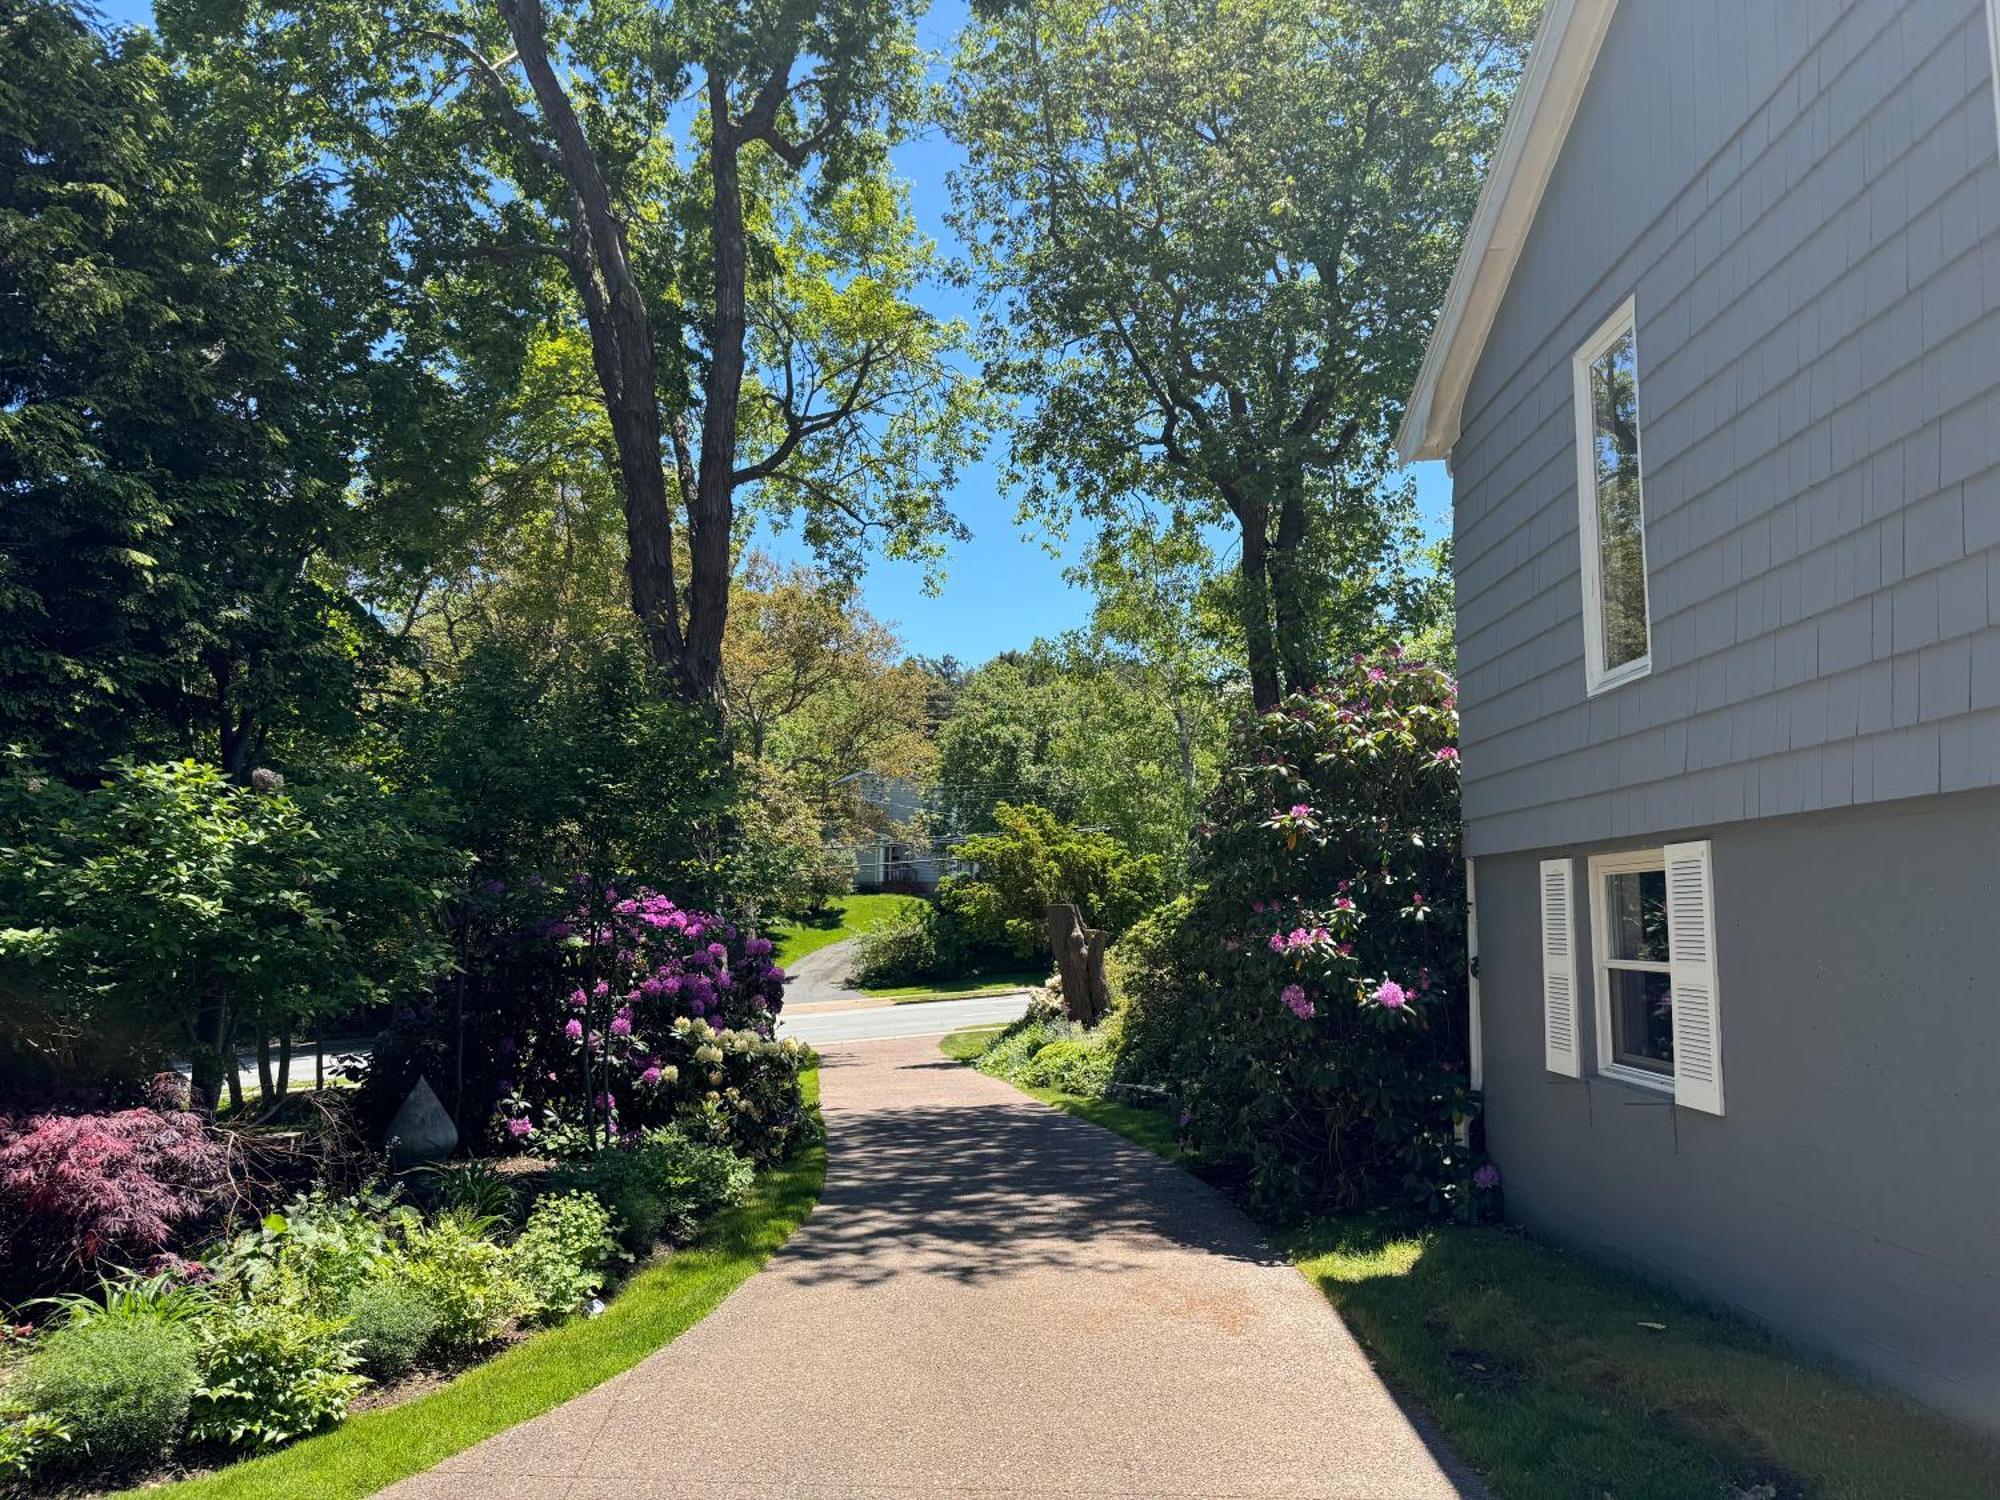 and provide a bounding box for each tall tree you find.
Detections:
[949,0,1533,708]
[0,1,476,777]
[167,0,986,703]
